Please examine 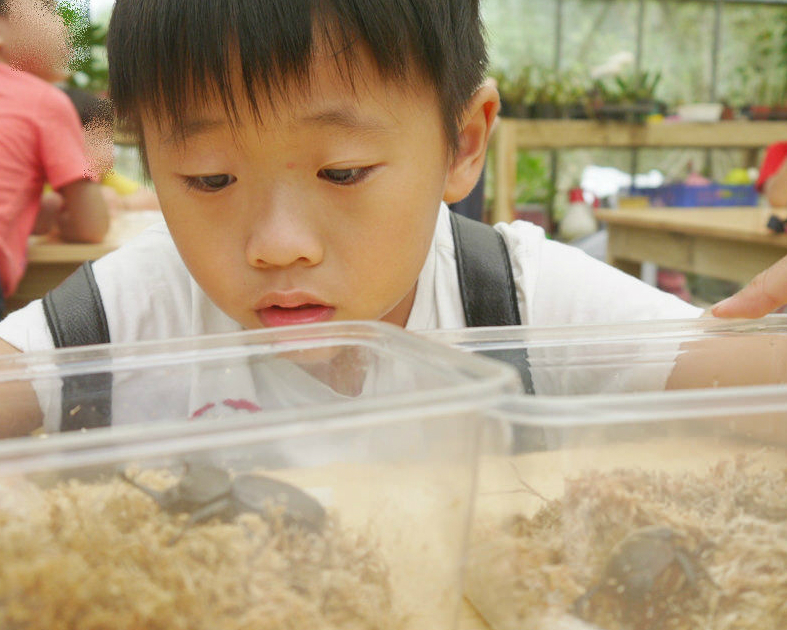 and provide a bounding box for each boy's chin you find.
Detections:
[278,346,369,397]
